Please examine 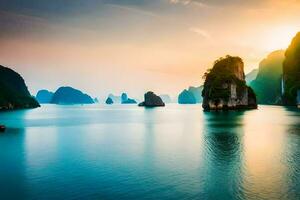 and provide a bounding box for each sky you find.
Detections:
[0,0,300,100]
